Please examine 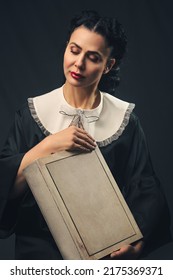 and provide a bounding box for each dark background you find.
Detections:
[0,0,173,259]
